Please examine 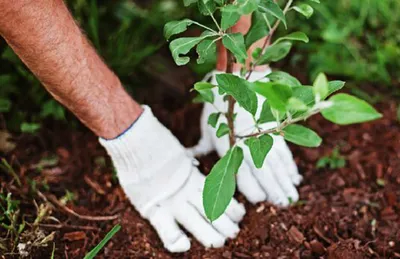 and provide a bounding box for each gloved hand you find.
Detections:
[99,106,245,253]
[188,70,303,206]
